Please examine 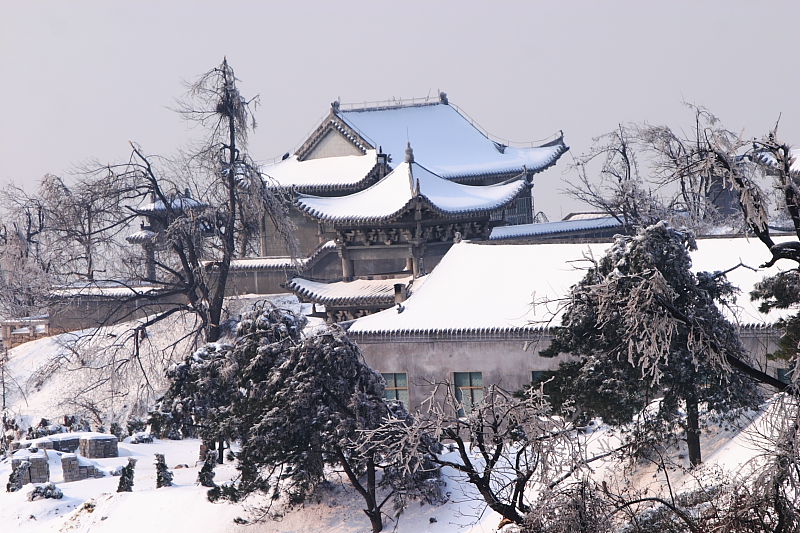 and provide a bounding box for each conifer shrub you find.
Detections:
[154,454,173,488]
[116,458,136,492]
